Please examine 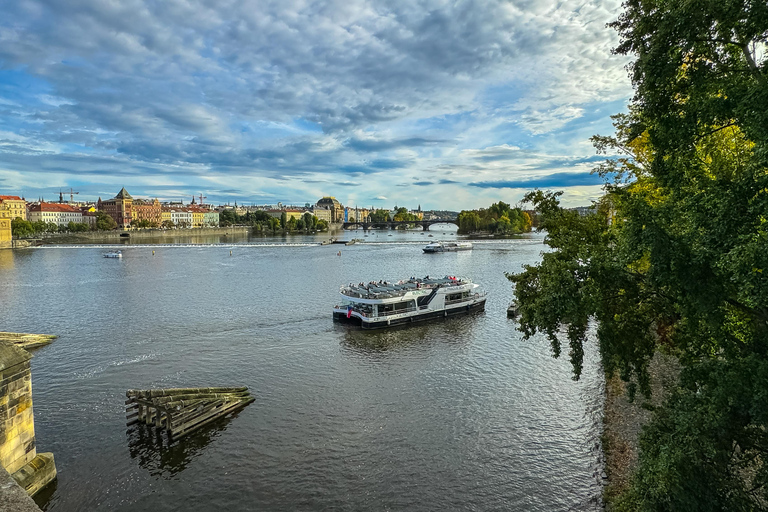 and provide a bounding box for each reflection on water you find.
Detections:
[341,314,478,353]
[0,249,14,269]
[126,413,237,478]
